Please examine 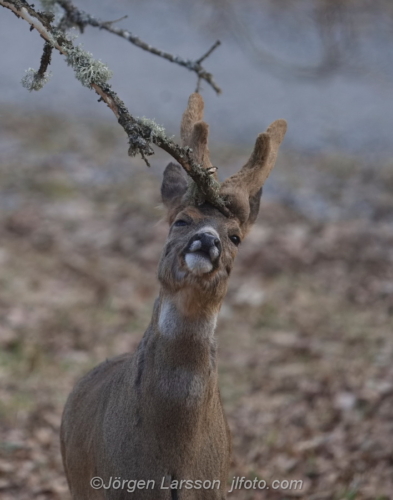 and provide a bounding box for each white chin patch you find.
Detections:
[185,253,213,274]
